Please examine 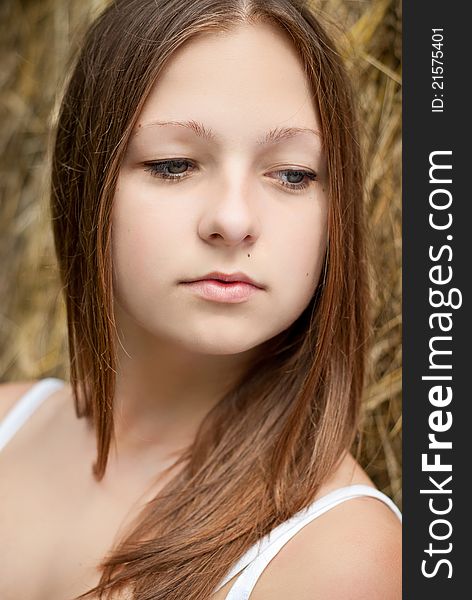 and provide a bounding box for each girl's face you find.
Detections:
[112,22,328,355]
